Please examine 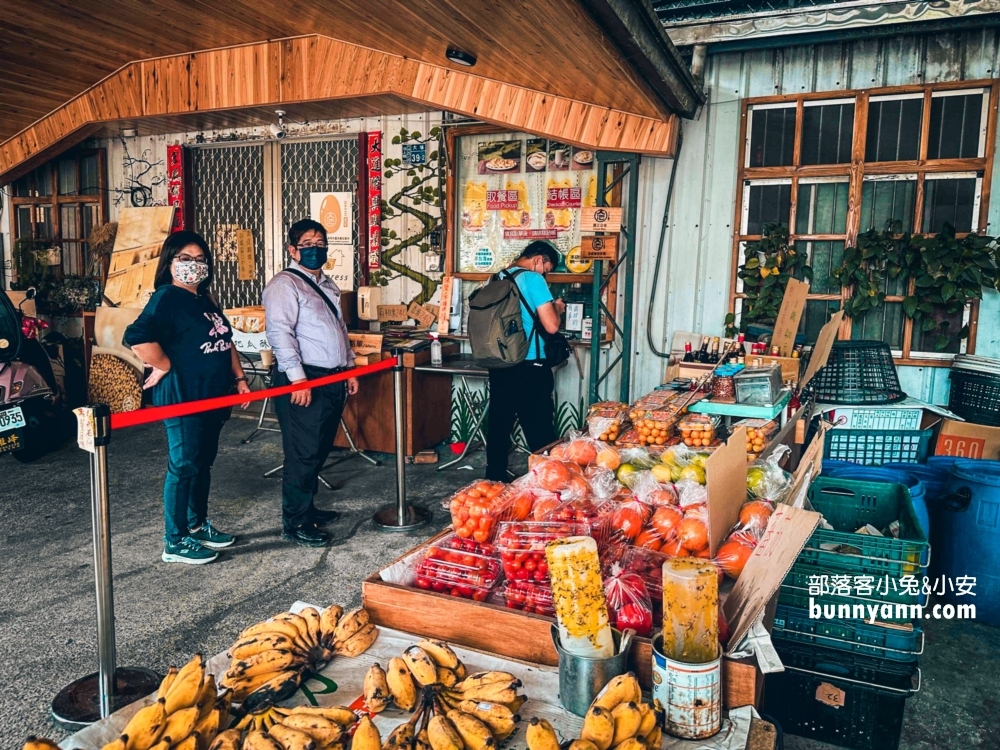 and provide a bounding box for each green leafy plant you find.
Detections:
[835,222,1000,350]
[725,223,812,336]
